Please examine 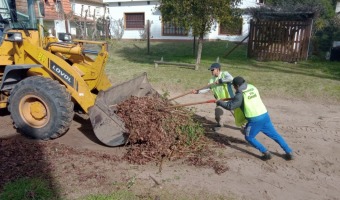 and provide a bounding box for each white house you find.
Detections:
[103,0,264,41]
[70,0,107,18]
